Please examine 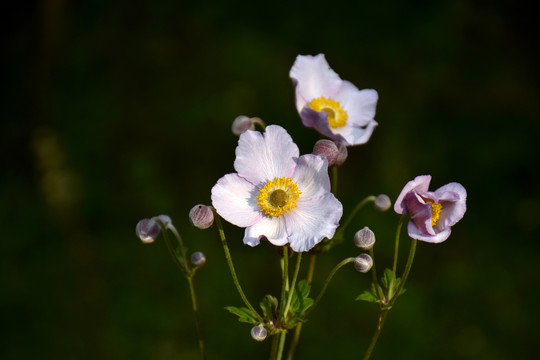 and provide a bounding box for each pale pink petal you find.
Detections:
[234,125,299,185]
[394,175,432,214]
[244,216,288,247]
[434,182,467,230]
[292,154,330,200]
[407,221,451,243]
[211,173,261,228]
[299,107,347,143]
[285,194,343,252]
[290,54,343,112]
